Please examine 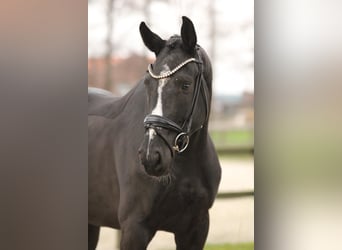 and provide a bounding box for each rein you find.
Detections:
[144,50,209,155]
